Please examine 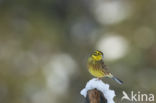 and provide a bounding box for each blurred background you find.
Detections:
[0,0,156,103]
